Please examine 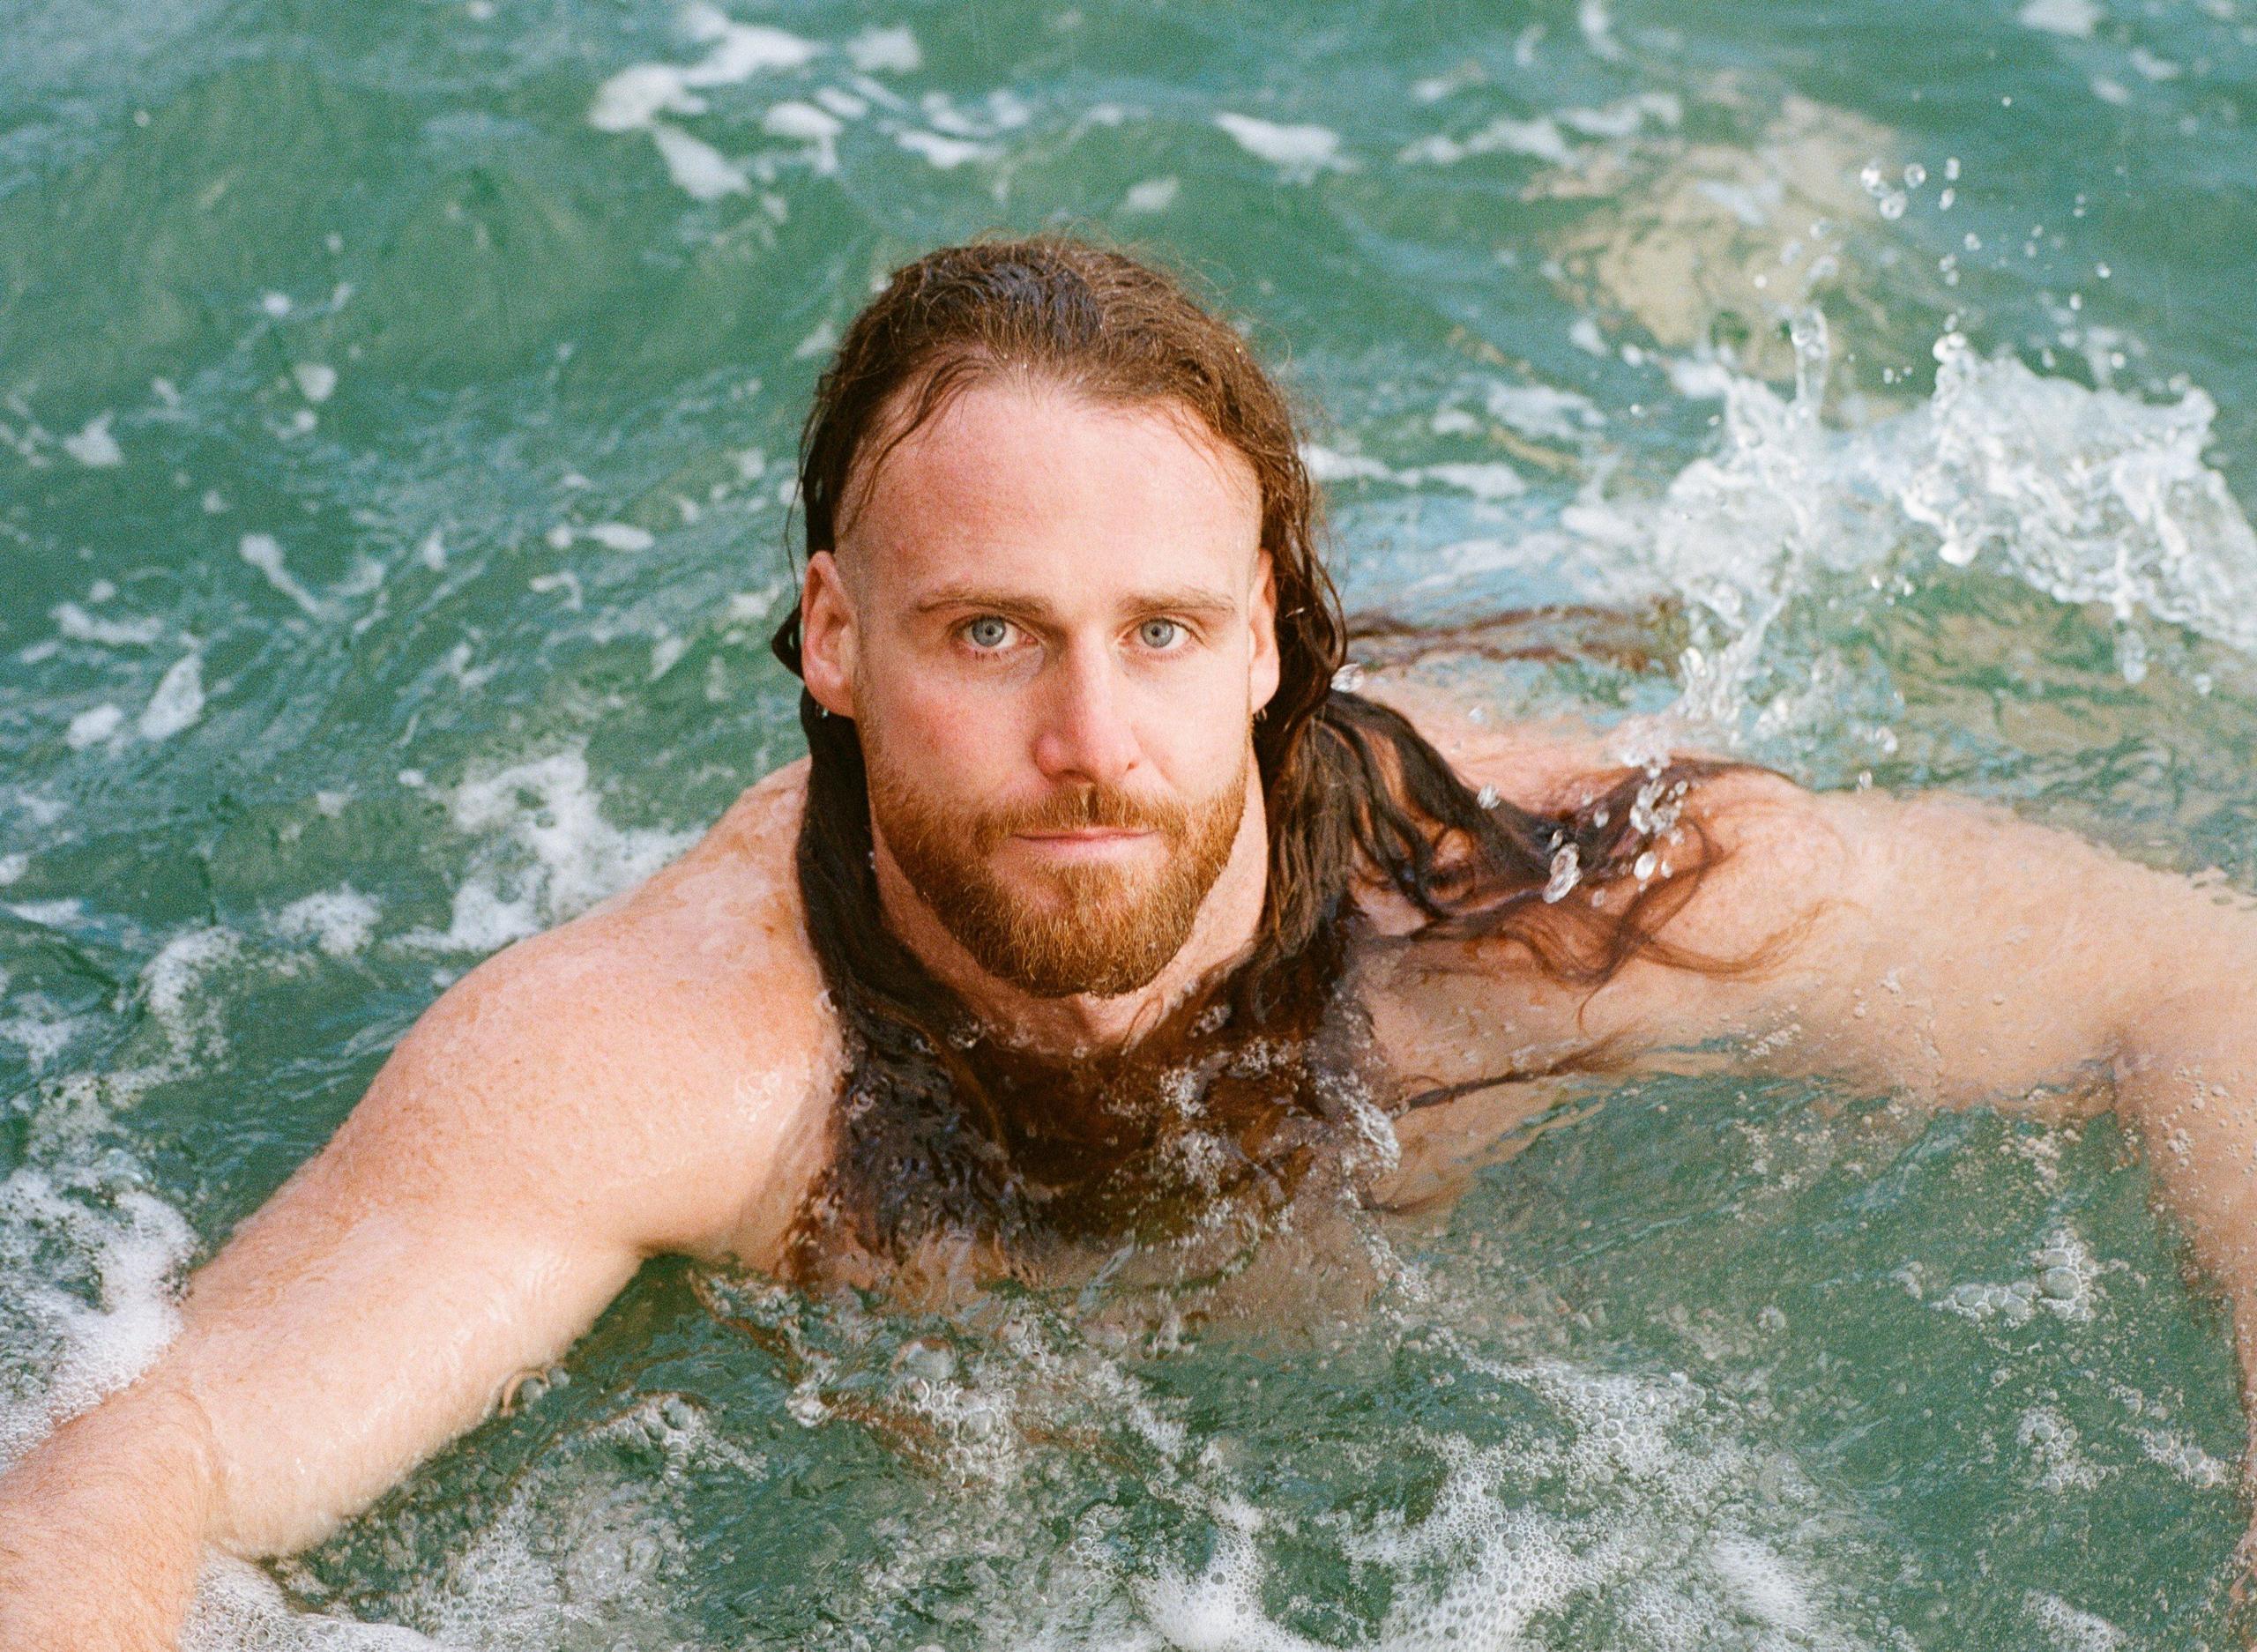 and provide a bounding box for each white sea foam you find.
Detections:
[182,1558,445,1648]
[2019,0,2104,37]
[0,1166,194,1462]
[588,62,708,131]
[1111,1358,1879,1652]
[138,654,206,741]
[1419,461,1526,502]
[581,520,658,552]
[240,532,323,614]
[273,887,382,958]
[0,1000,83,1074]
[588,4,817,197]
[292,361,339,404]
[4,897,82,929]
[52,600,164,647]
[2025,1591,2127,1651]
[63,412,124,467]
[1400,113,1581,168]
[400,750,695,954]
[650,123,749,198]
[1301,443,1525,502]
[100,927,240,1109]
[895,129,996,168]
[1478,382,1605,442]
[764,98,844,171]
[846,24,920,73]
[1213,113,1354,180]
[1122,175,1180,213]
